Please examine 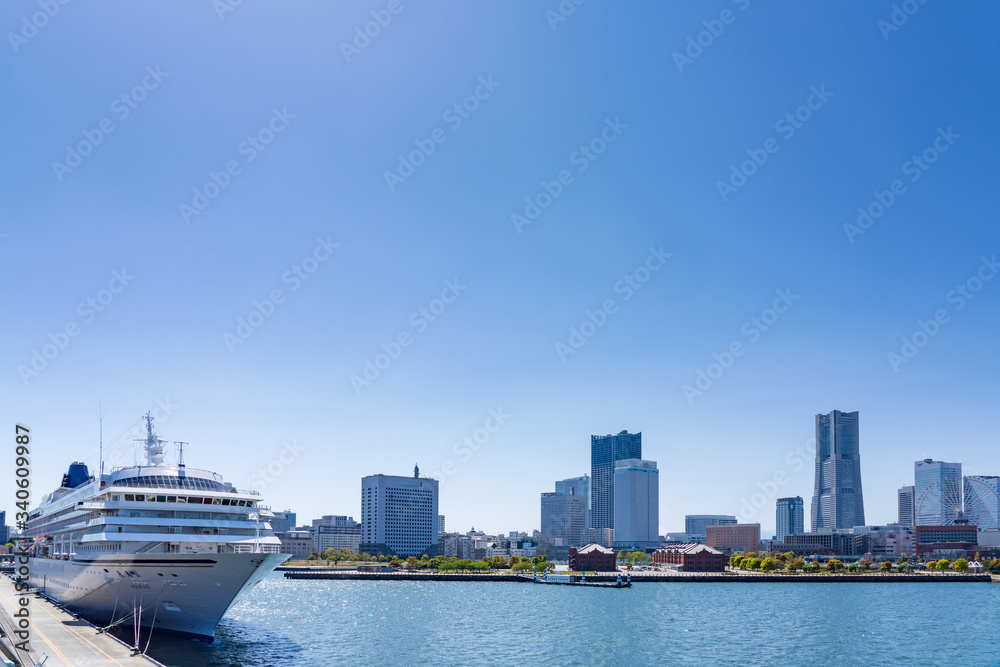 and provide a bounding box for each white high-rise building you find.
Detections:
[612,459,659,550]
[914,459,963,526]
[897,486,915,527]
[360,466,439,557]
[312,515,361,553]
